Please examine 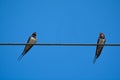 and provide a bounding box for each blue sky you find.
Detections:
[0,0,120,80]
